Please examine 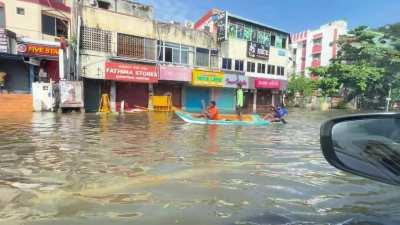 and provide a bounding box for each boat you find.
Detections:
[175,110,270,126]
